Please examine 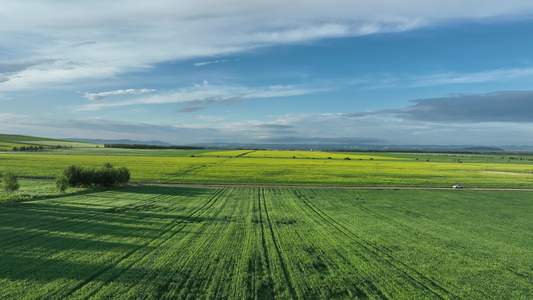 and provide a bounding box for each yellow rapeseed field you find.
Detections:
[2,150,533,187]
